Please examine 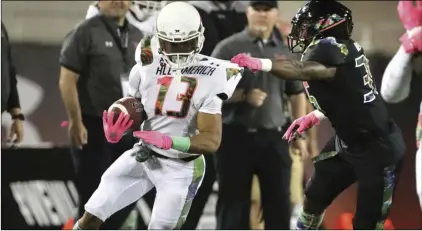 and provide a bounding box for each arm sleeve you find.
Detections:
[134,41,142,65]
[59,26,90,74]
[285,80,305,96]
[380,46,413,103]
[198,94,223,115]
[304,38,348,66]
[128,64,144,99]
